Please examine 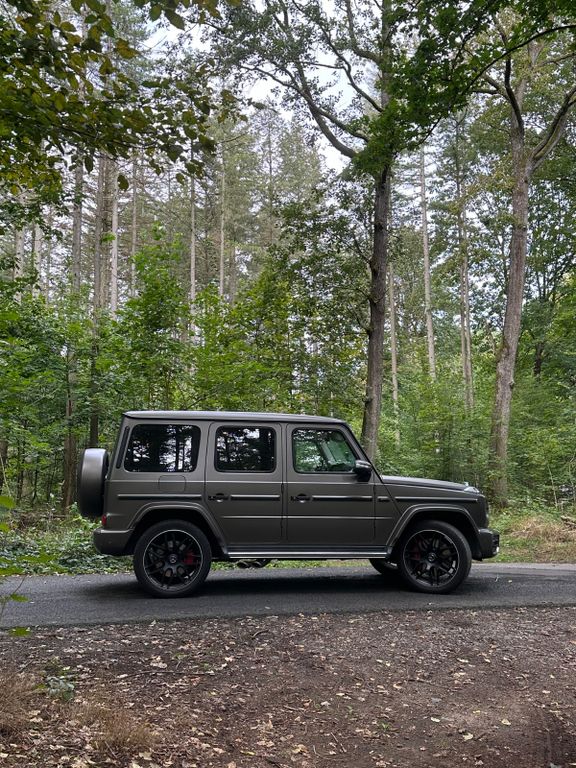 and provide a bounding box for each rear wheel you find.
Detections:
[133,520,212,598]
[397,520,471,594]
